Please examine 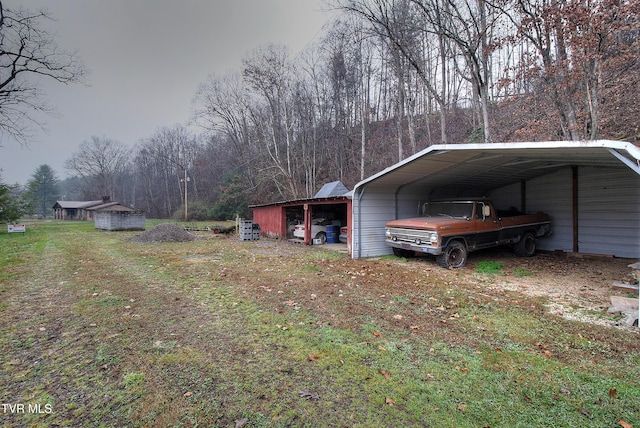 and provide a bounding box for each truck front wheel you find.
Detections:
[514,232,536,257]
[393,247,415,258]
[436,241,467,268]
